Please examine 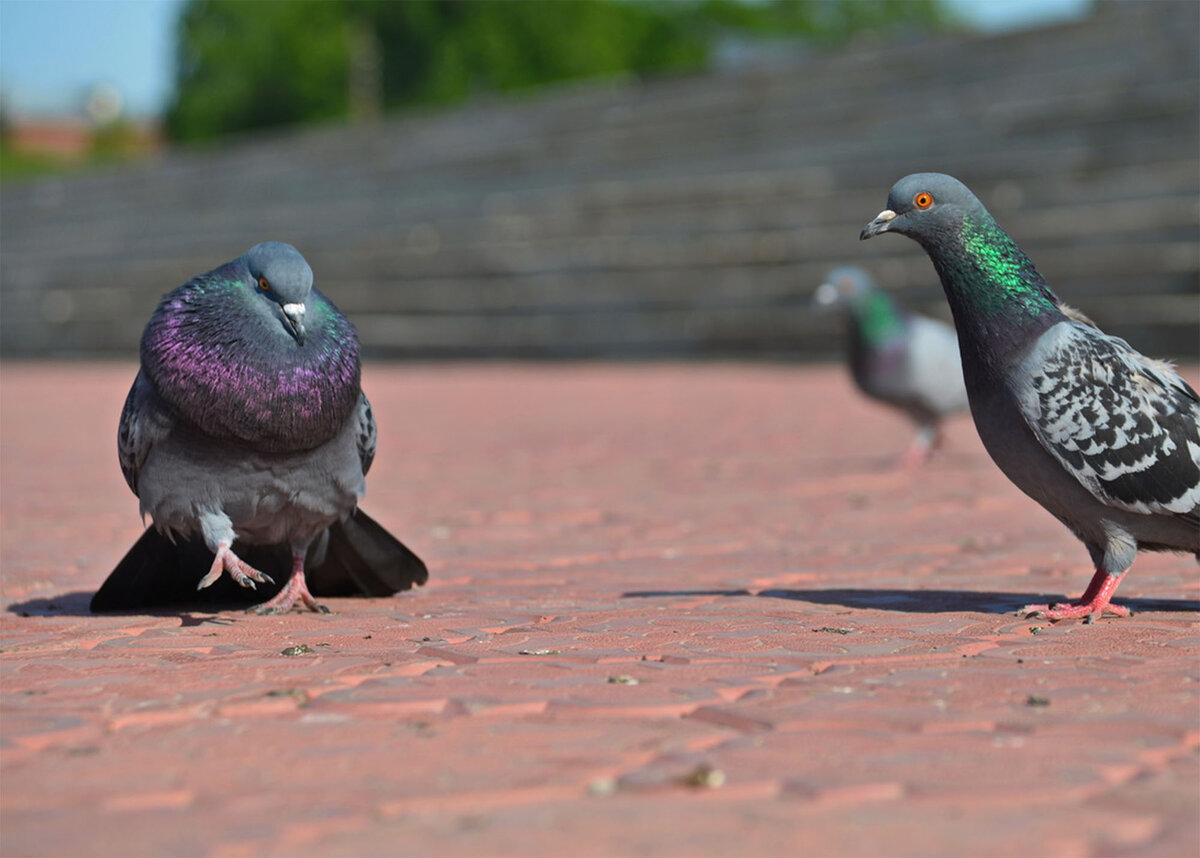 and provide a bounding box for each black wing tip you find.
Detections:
[93,513,429,611]
[310,509,430,597]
